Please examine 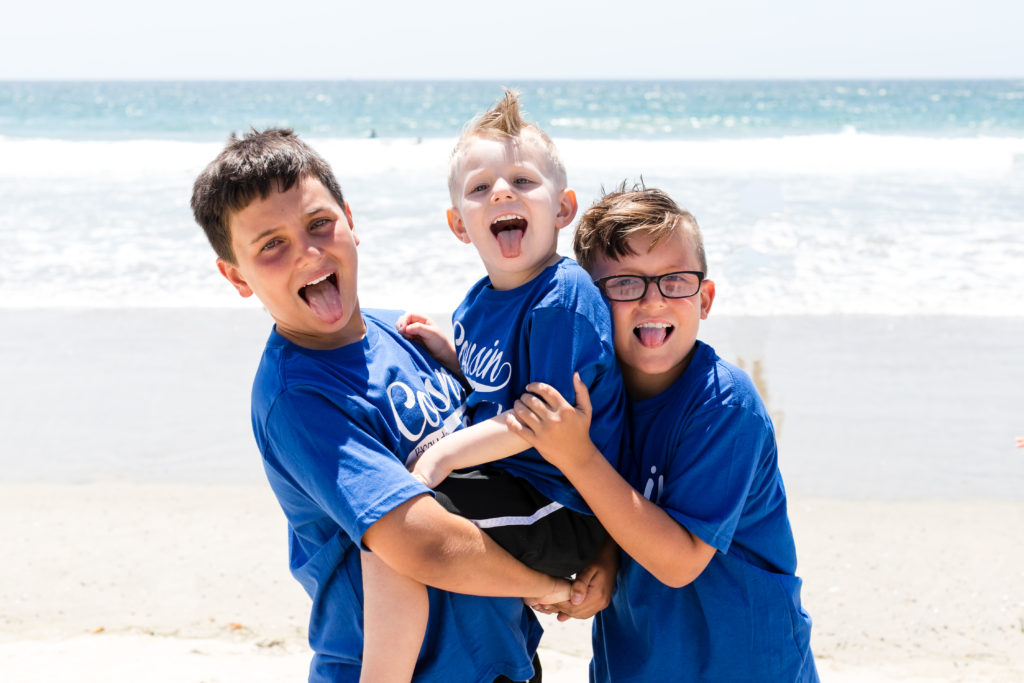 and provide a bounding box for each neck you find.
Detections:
[622,344,697,402]
[487,253,561,291]
[276,304,367,351]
